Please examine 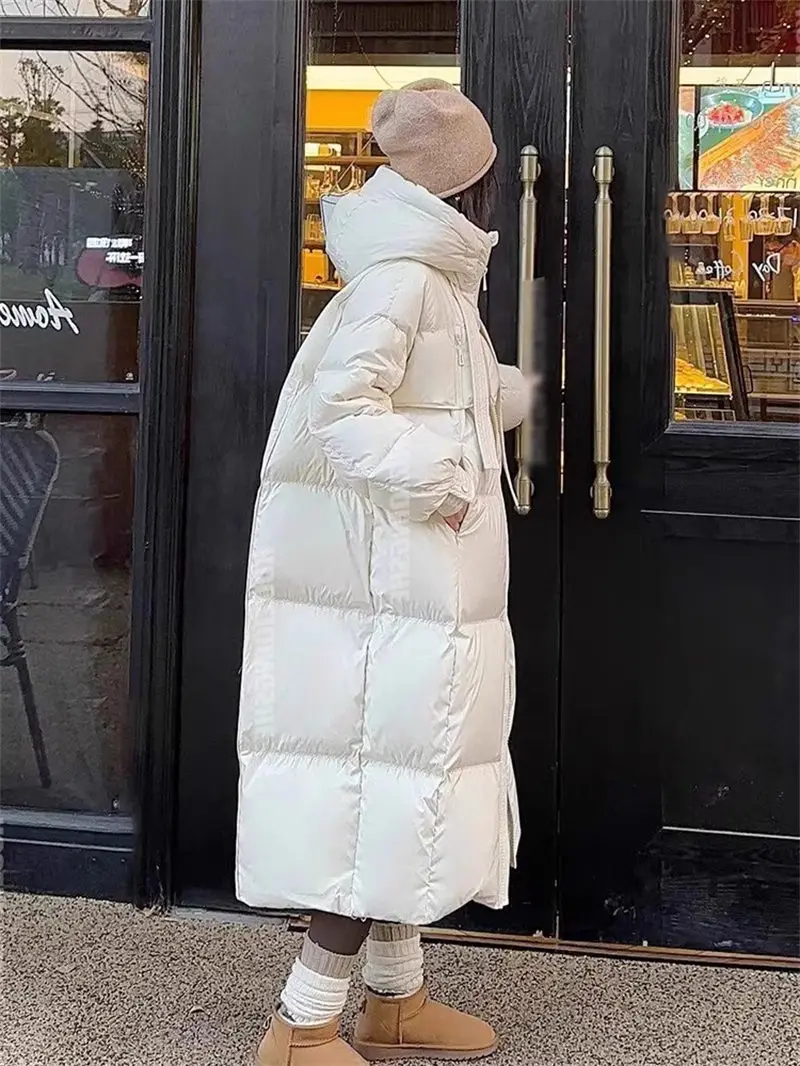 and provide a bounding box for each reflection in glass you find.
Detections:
[0,0,148,15]
[301,1,460,336]
[0,50,147,383]
[0,412,135,813]
[669,0,799,423]
[672,290,749,421]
